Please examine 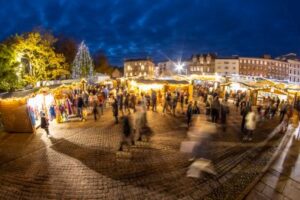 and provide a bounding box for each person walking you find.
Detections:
[151,90,157,112]
[205,96,212,121]
[92,100,99,121]
[41,112,50,137]
[98,94,104,116]
[240,101,248,133]
[187,101,193,127]
[163,91,171,114]
[118,114,134,151]
[112,96,119,124]
[180,92,185,114]
[145,93,151,111]
[119,93,124,116]
[245,107,256,141]
[77,95,84,121]
[134,101,144,141]
[211,96,220,123]
[192,101,200,114]
[171,92,178,116]
[124,93,131,114]
[220,100,229,132]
